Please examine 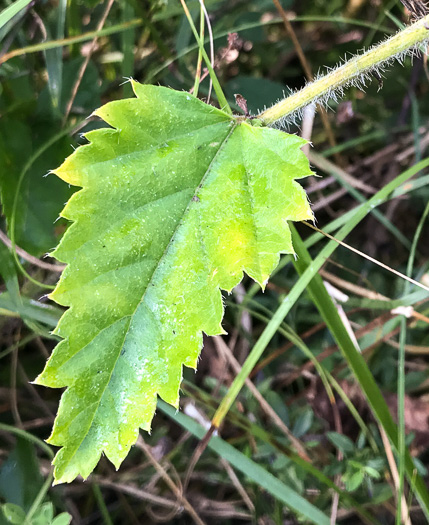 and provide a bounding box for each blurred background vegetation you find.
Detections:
[1,0,429,523]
